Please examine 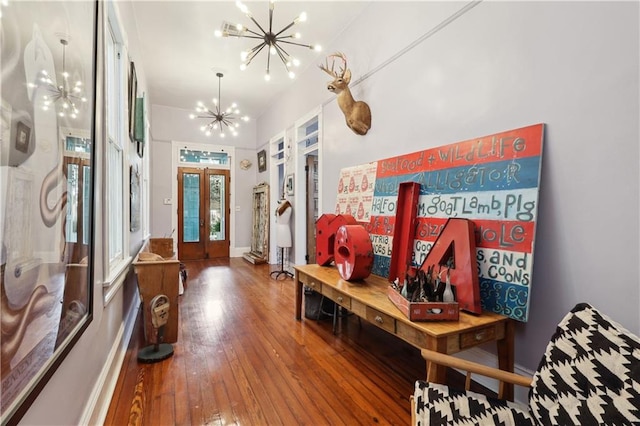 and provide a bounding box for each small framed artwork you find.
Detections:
[128,61,137,142]
[15,121,30,153]
[286,174,294,195]
[257,149,267,172]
